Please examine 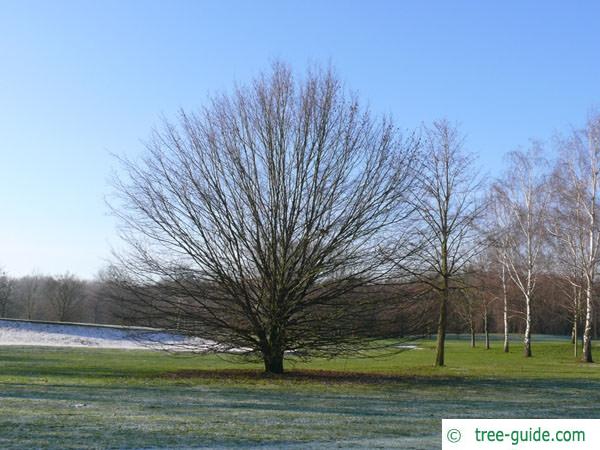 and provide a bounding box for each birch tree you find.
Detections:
[499,257,510,352]
[550,115,600,362]
[548,174,586,357]
[492,147,549,357]
[488,191,514,353]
